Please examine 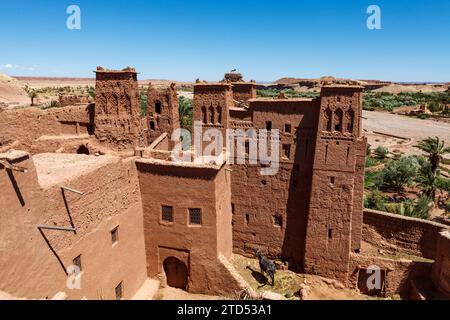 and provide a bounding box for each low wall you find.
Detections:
[432,231,450,296]
[362,209,449,259]
[348,253,432,297]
